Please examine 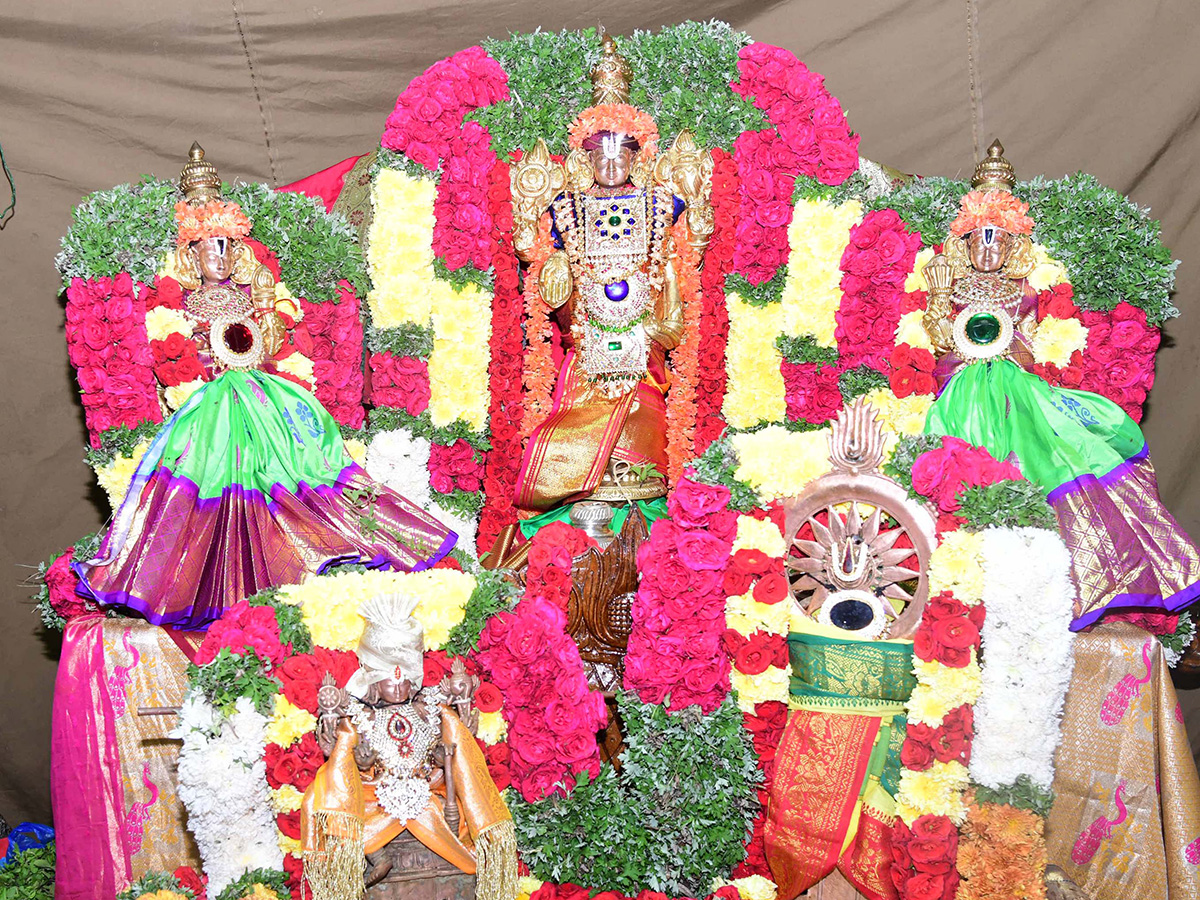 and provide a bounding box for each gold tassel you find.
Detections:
[474,819,519,900]
[303,810,365,900]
